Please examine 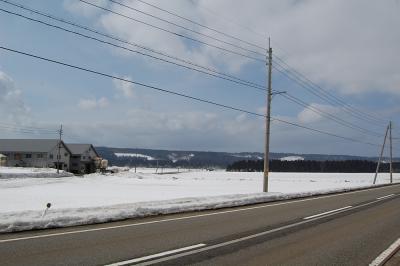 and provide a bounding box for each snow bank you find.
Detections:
[0,170,399,232]
[0,167,73,178]
[0,183,392,233]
